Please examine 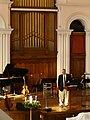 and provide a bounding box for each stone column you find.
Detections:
[0,28,13,73]
[85,31,90,74]
[57,28,72,79]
